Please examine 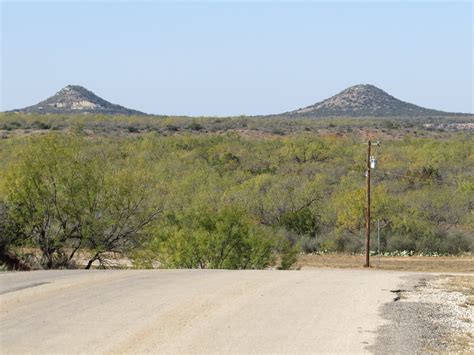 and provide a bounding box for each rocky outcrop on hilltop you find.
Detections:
[10,85,147,115]
[286,84,459,117]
